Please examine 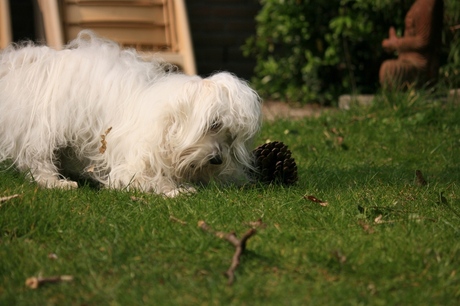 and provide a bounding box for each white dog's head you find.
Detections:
[154,72,261,186]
